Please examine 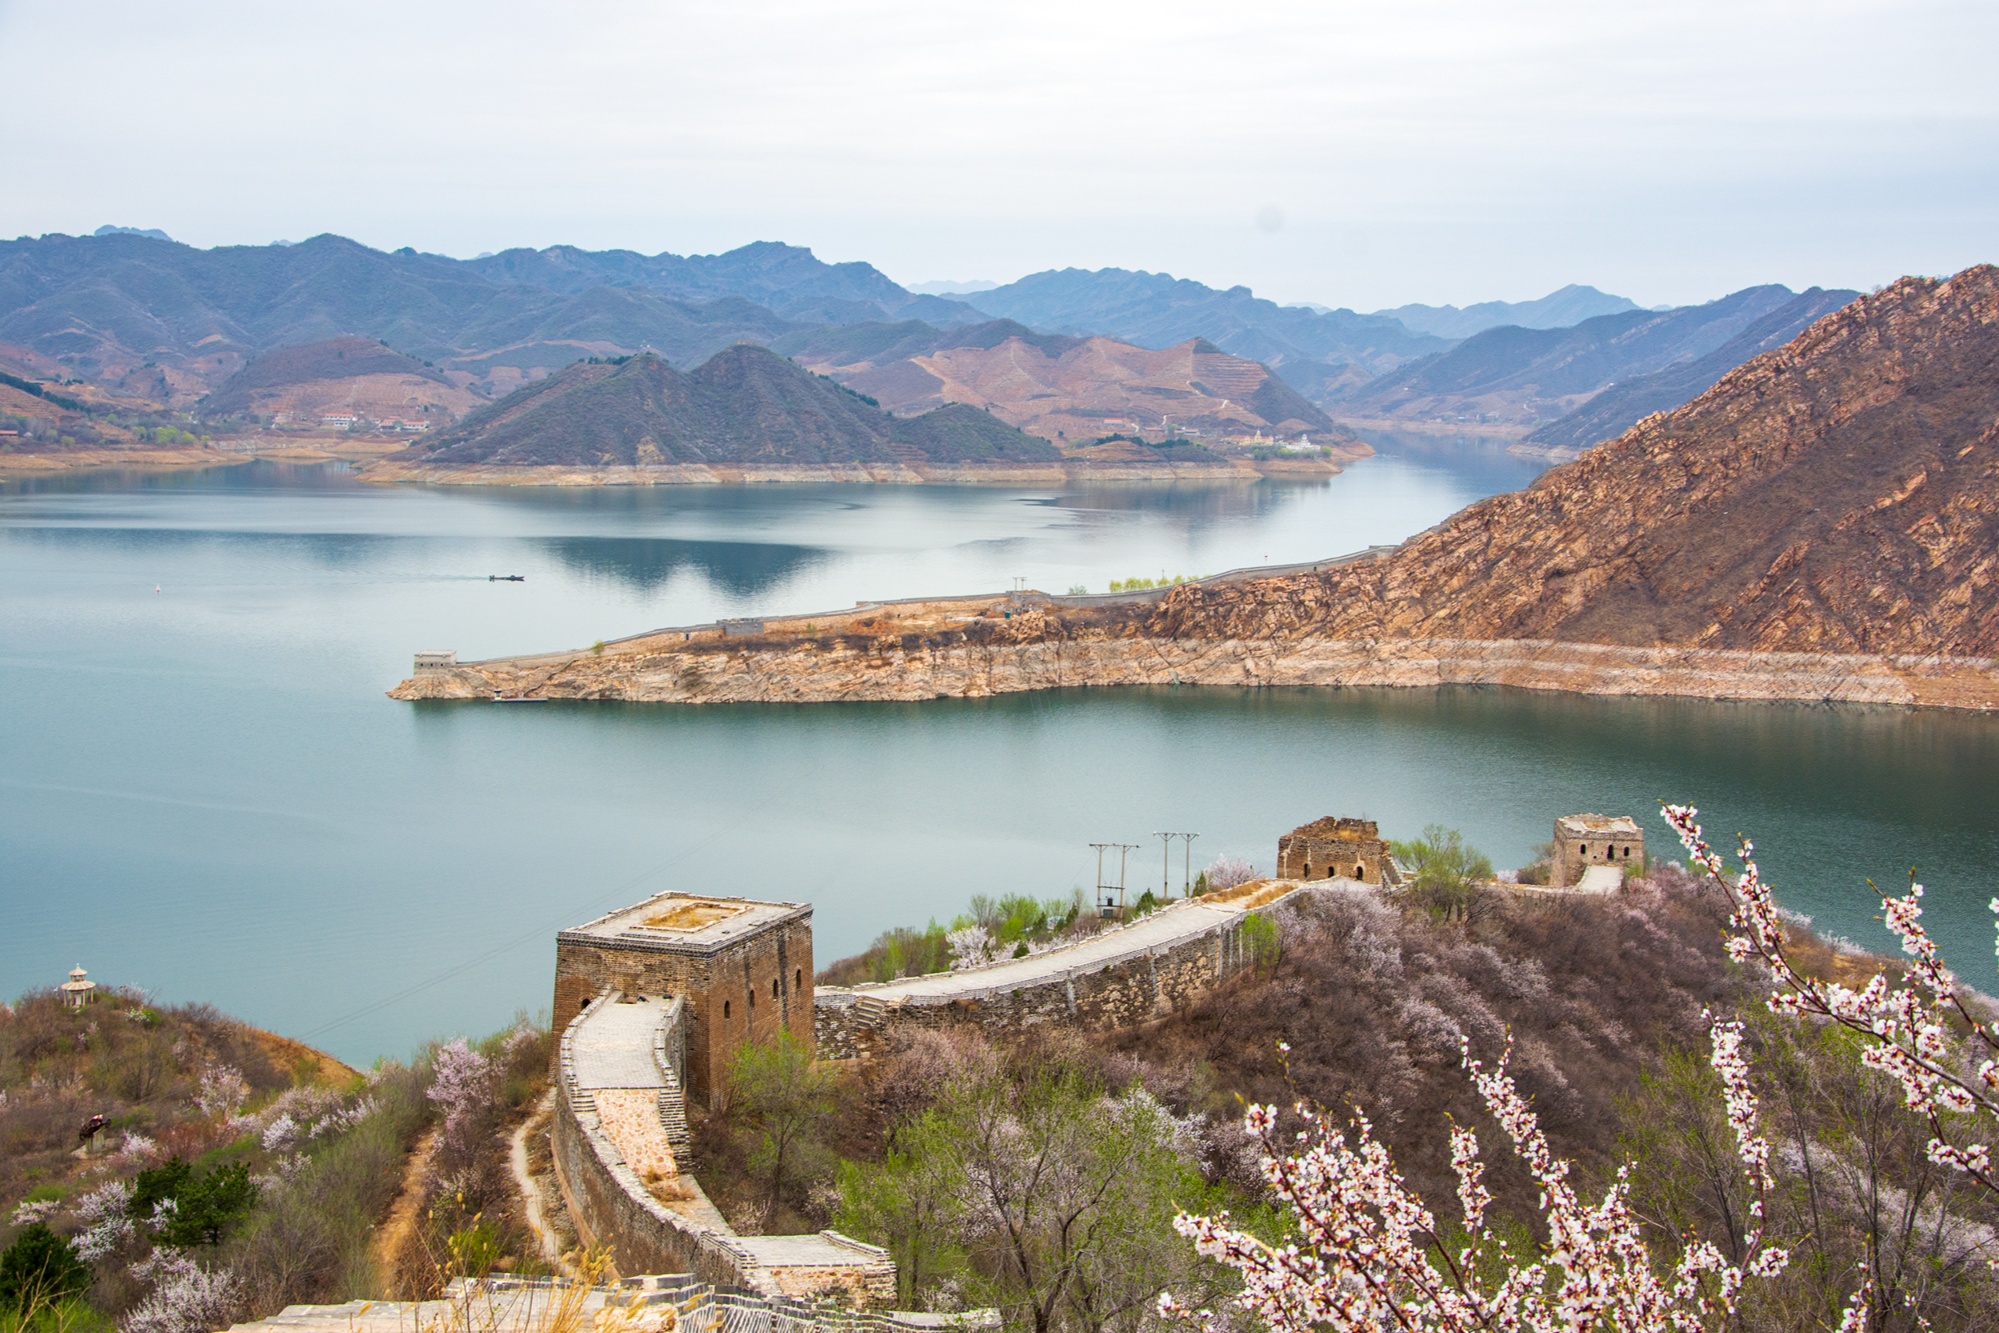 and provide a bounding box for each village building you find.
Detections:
[1276,816,1398,885]
[1549,813,1644,888]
